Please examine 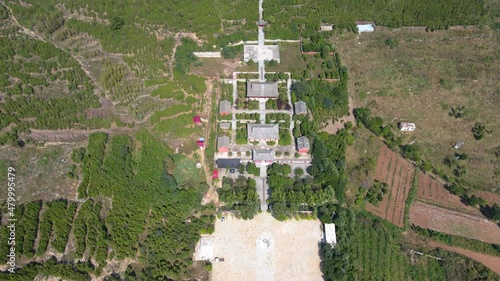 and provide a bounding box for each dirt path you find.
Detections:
[200,79,220,207]
[28,126,135,143]
[428,241,500,275]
